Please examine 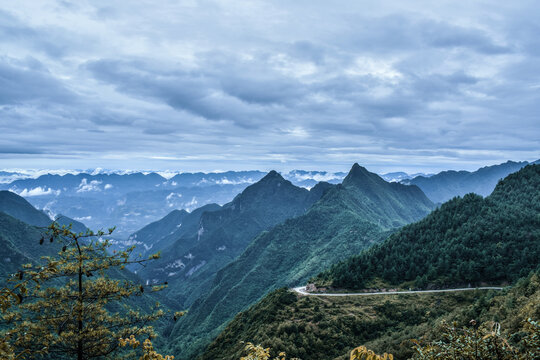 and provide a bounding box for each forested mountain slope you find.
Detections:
[167,164,434,359]
[0,212,53,277]
[202,271,539,360]
[0,190,55,227]
[0,190,86,233]
[402,160,537,203]
[316,164,540,290]
[137,171,332,307]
